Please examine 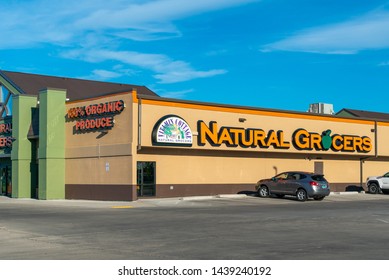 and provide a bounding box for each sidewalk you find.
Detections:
[0,191,368,209]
